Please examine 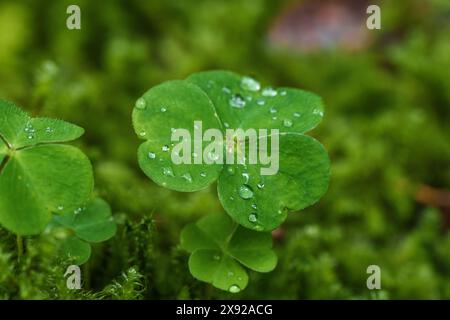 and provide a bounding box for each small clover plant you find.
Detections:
[181,213,277,292]
[52,197,117,264]
[0,100,94,236]
[133,70,330,291]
